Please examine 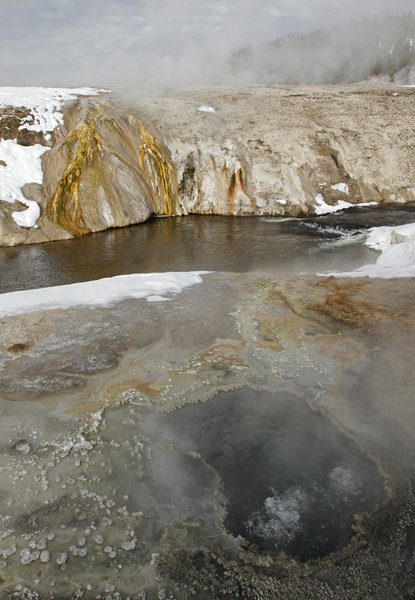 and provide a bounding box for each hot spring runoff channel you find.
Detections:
[2,205,415,292]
